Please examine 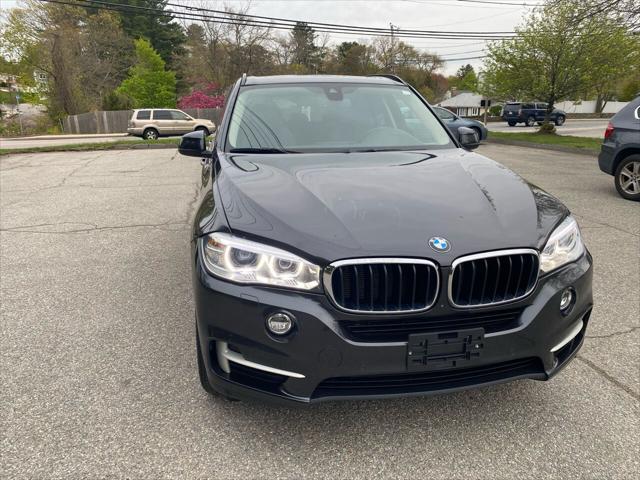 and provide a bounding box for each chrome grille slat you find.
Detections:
[324,258,439,314]
[449,249,539,308]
